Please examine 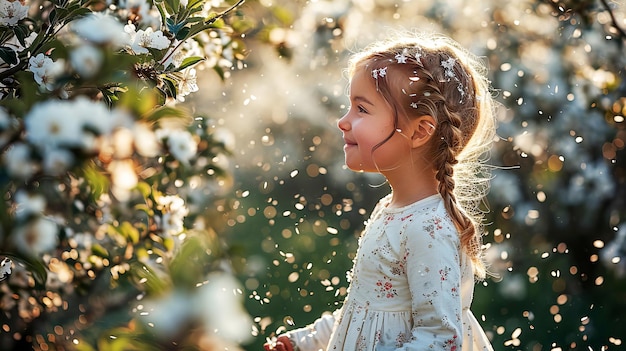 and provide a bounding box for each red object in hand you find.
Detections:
[263,335,294,351]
